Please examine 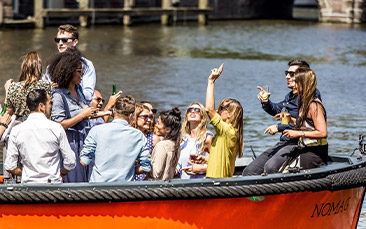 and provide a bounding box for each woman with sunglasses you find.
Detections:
[205,64,244,178]
[131,103,160,181]
[179,102,213,179]
[283,67,328,169]
[48,47,98,183]
[150,107,182,181]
